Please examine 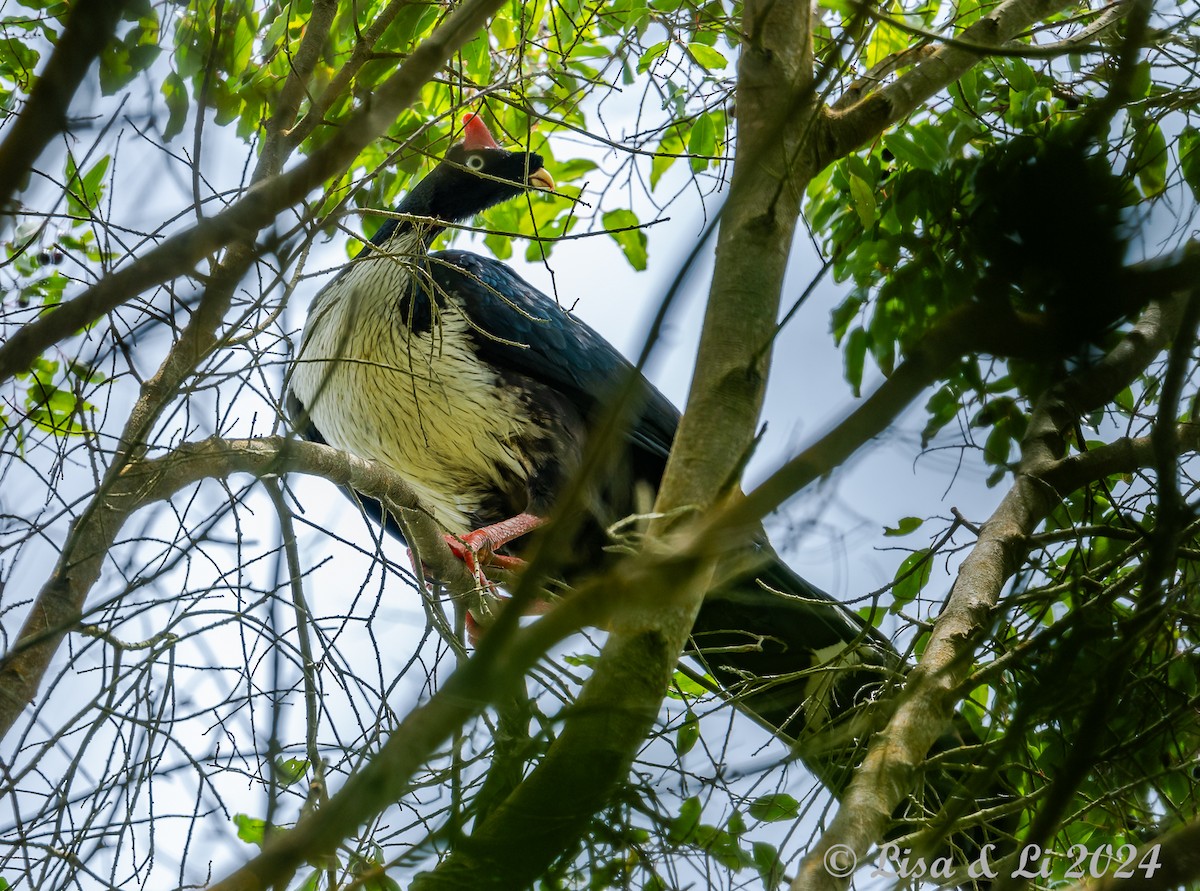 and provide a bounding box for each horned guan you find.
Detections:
[288,114,1003,852]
